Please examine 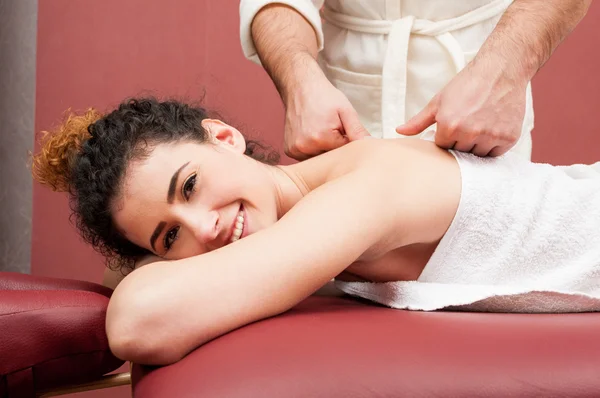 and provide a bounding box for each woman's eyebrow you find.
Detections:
[150,221,167,251]
[167,161,190,203]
